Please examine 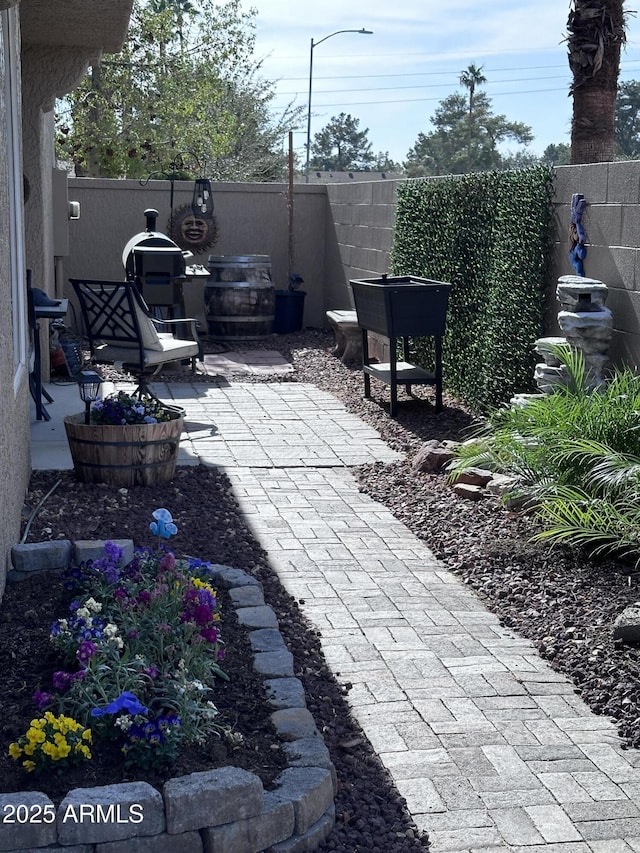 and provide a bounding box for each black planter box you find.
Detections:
[349,275,452,338]
[349,275,453,417]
